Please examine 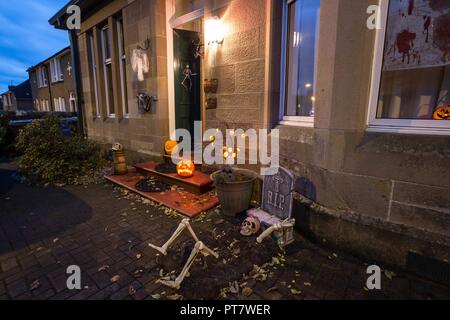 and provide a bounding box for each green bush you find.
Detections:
[16,114,103,185]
